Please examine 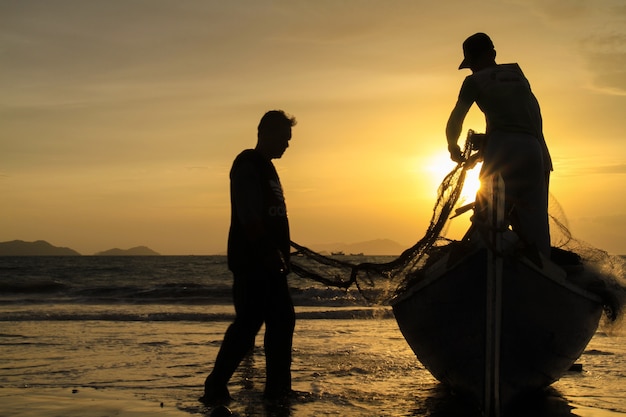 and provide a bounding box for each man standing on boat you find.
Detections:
[445,32,553,258]
[201,110,297,407]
